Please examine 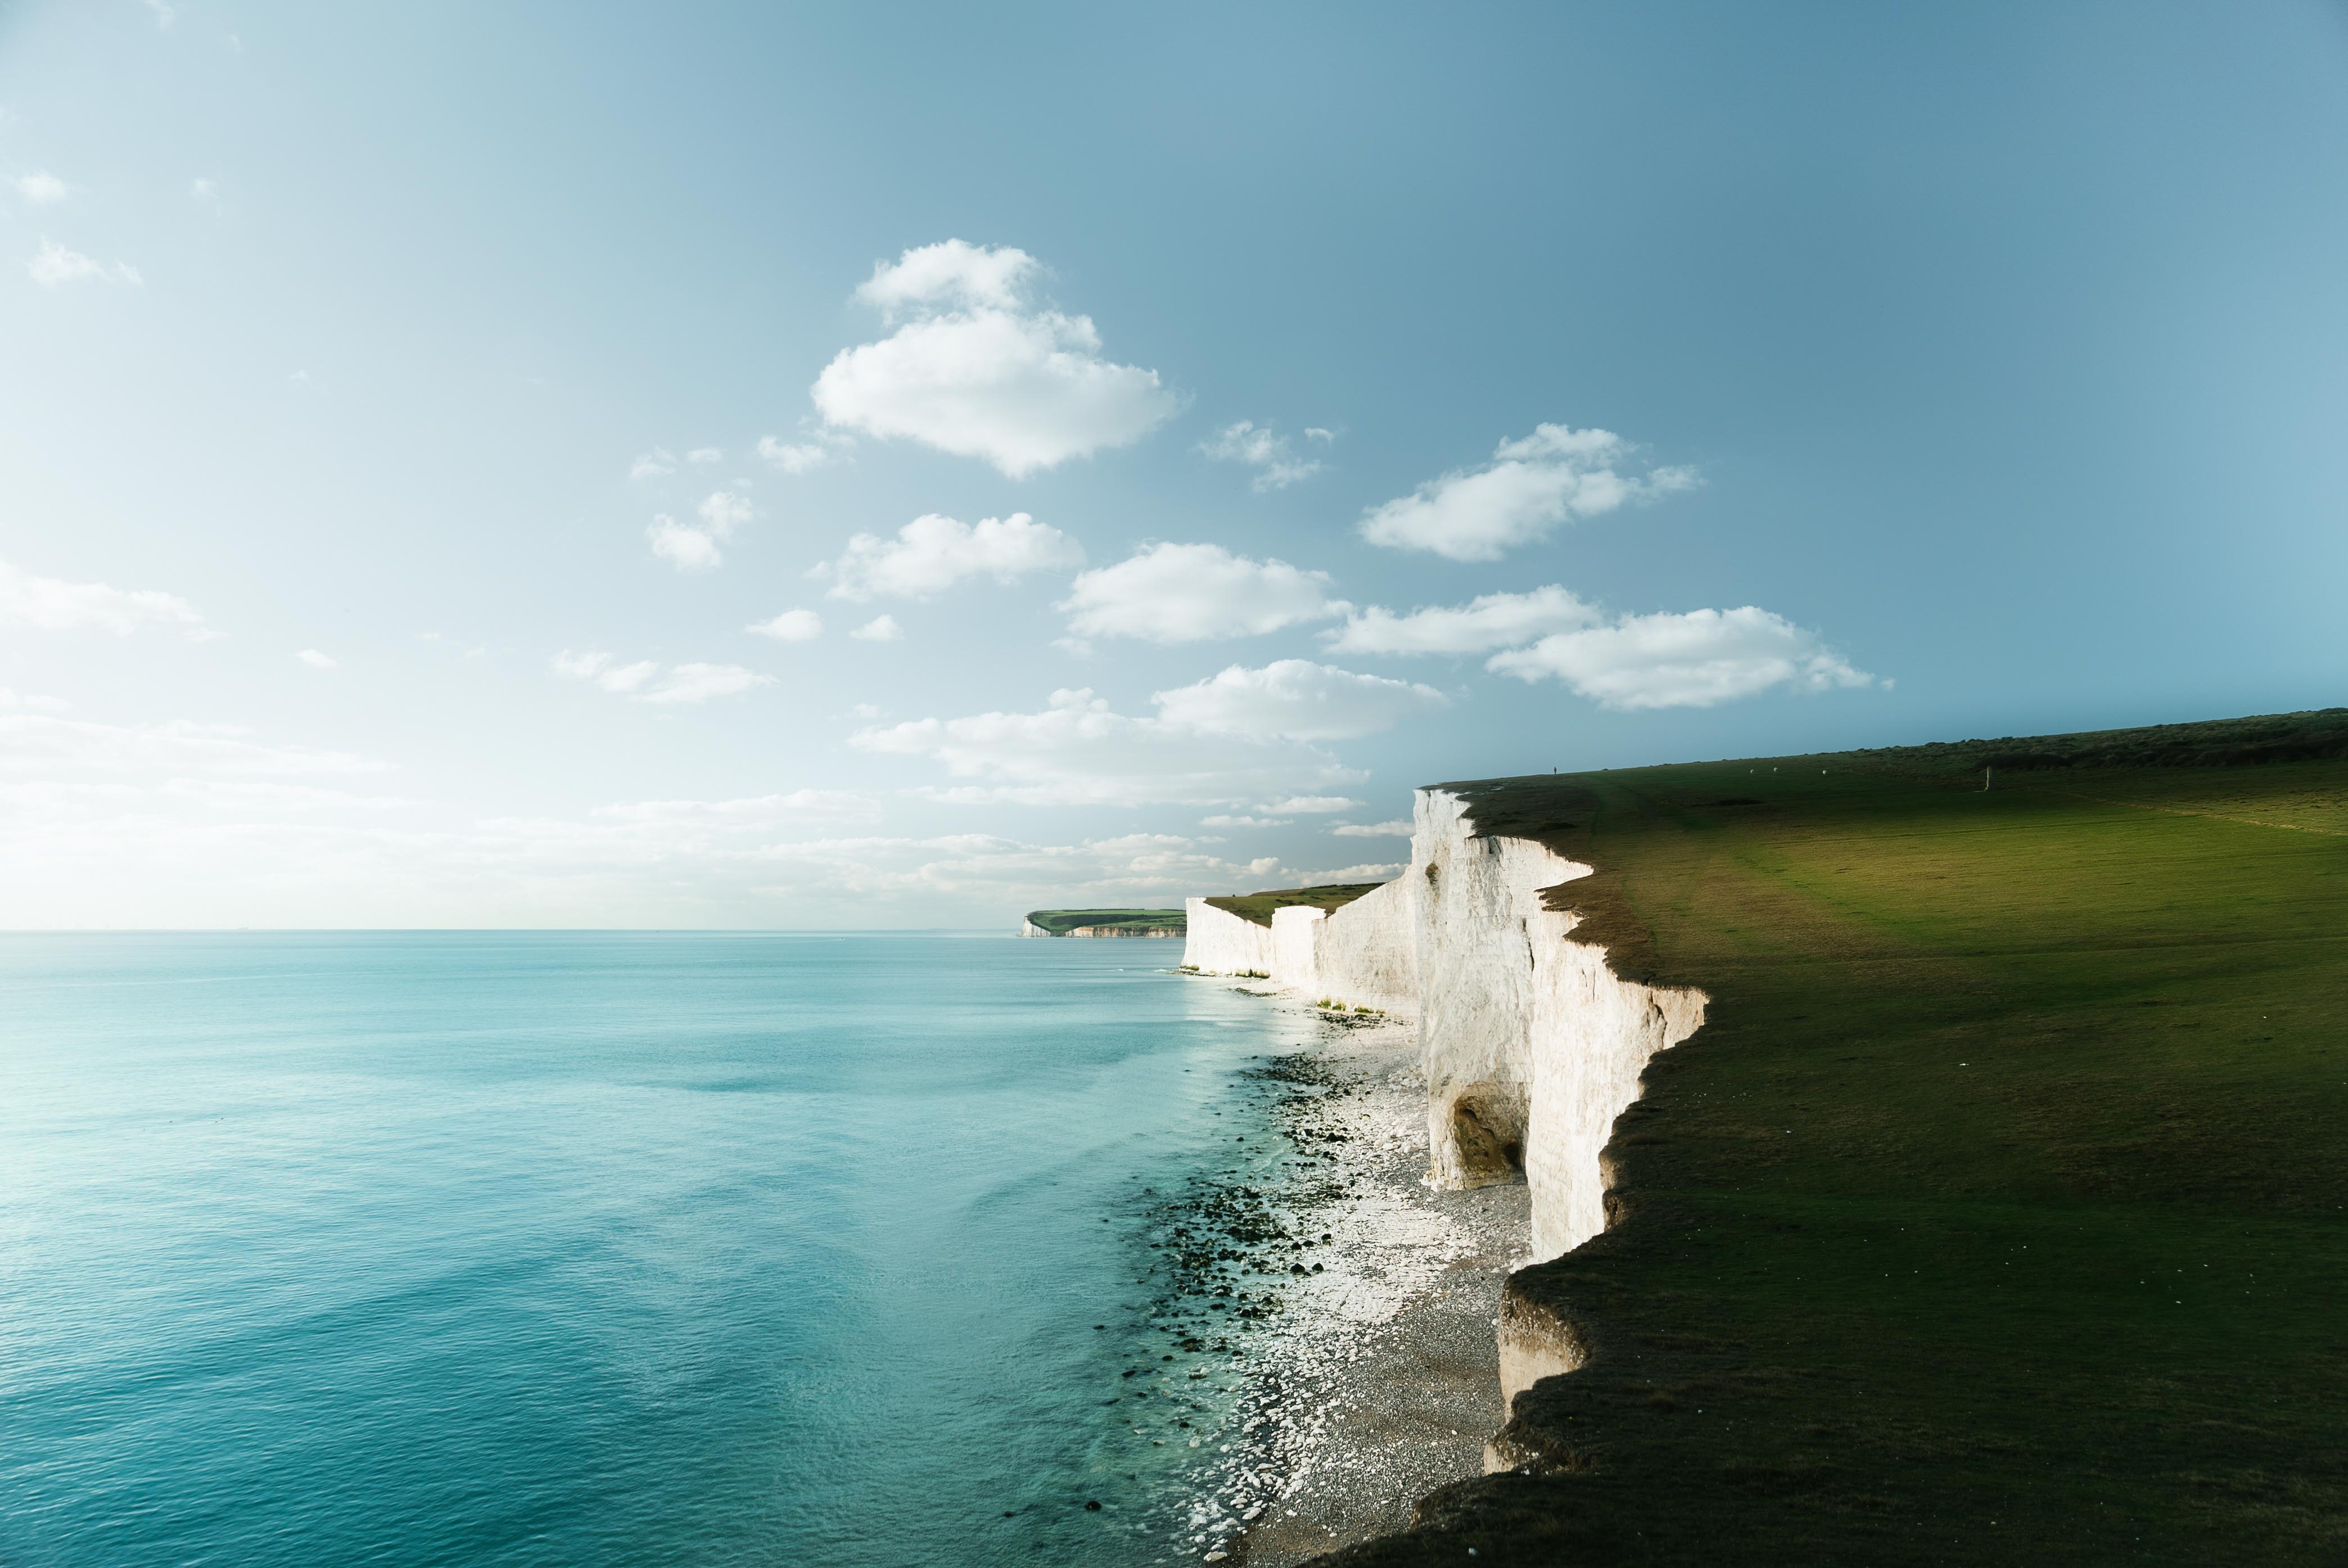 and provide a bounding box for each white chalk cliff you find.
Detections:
[1181,787,1709,1432]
